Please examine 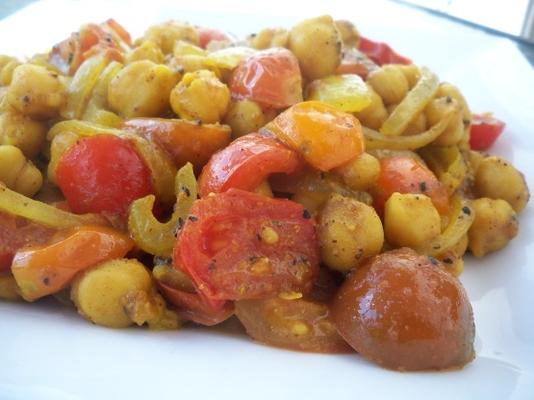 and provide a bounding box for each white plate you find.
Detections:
[1,1,534,399]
